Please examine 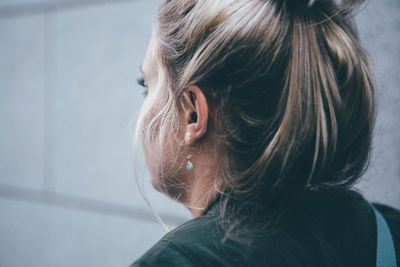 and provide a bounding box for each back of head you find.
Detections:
[146,0,375,237]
